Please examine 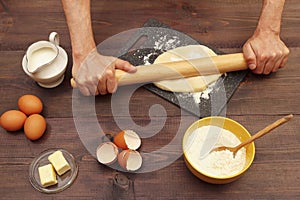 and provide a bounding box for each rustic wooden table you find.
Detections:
[1,0,299,199]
